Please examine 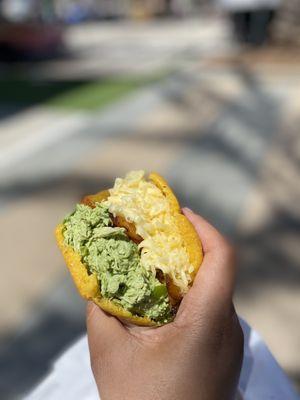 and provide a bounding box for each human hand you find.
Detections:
[87,208,244,400]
